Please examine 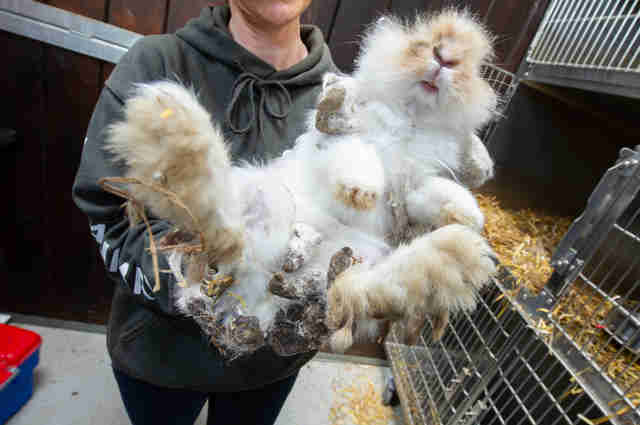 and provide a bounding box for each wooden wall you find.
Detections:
[0,0,213,323]
[0,0,549,324]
